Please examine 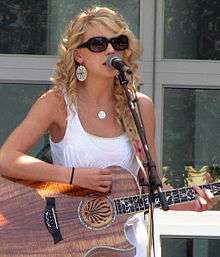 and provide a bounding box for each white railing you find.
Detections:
[154,210,220,257]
